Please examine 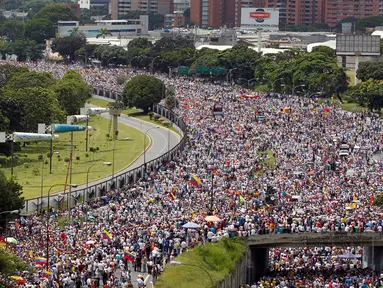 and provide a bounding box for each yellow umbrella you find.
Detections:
[10,276,23,280]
